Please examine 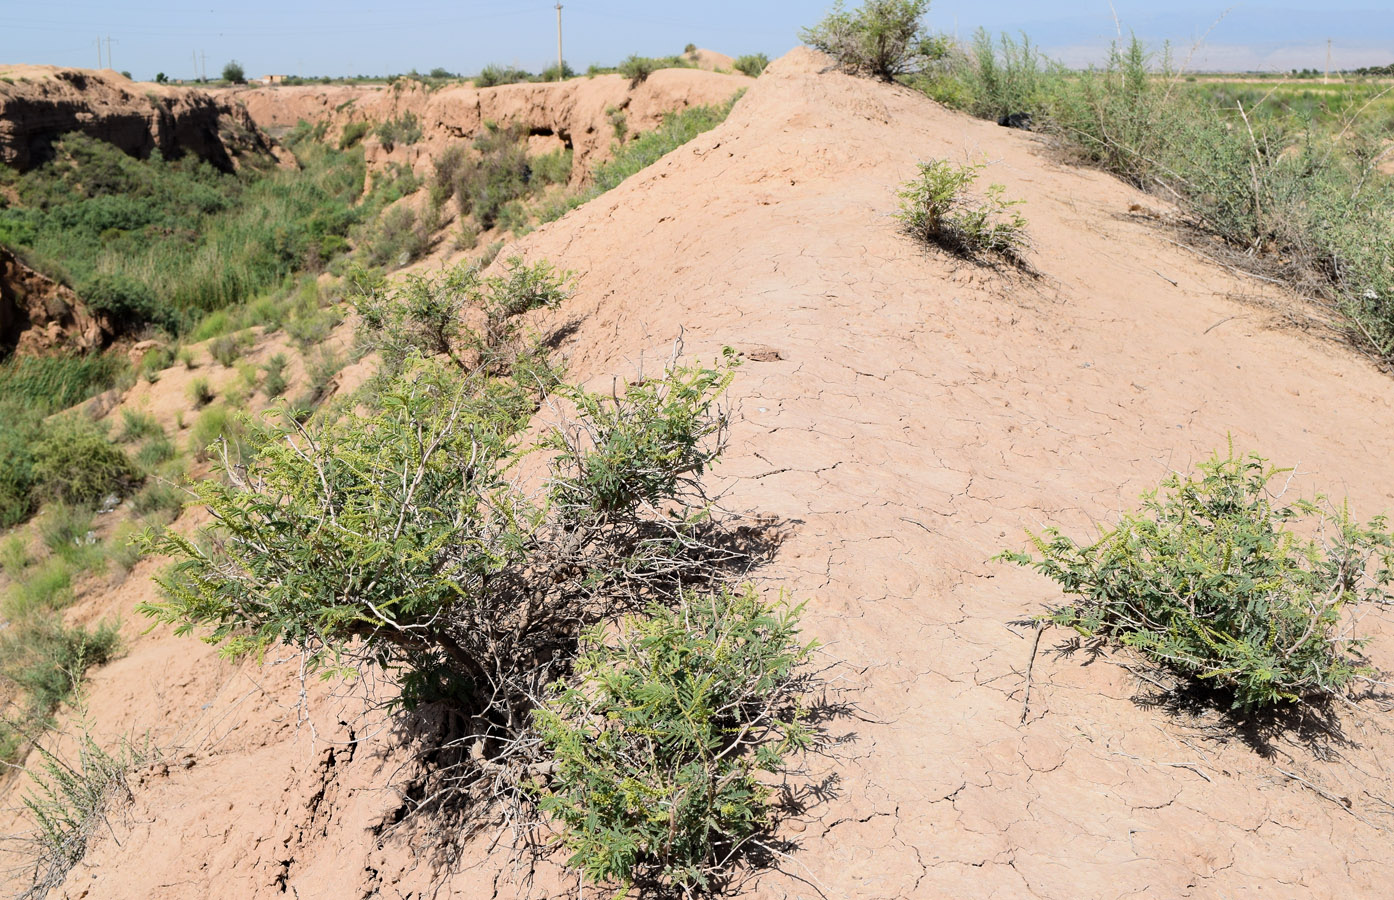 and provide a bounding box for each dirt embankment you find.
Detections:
[0,246,107,355]
[9,48,1394,899]
[230,67,750,182]
[0,65,280,172]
